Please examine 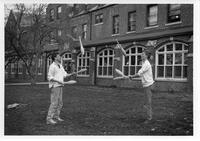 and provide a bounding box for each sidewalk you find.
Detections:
[5,82,49,86]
